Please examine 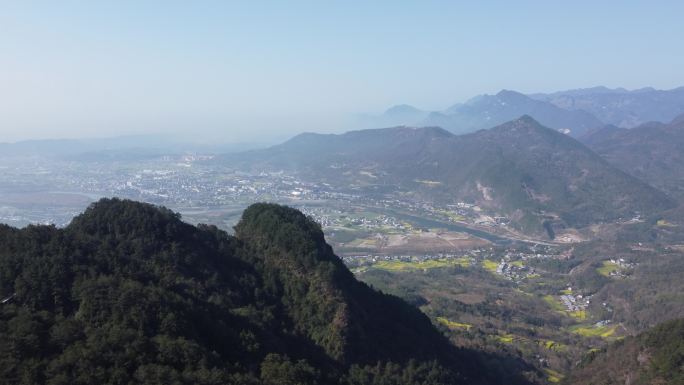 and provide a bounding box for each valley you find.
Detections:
[1,140,682,383]
[2,116,684,384]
